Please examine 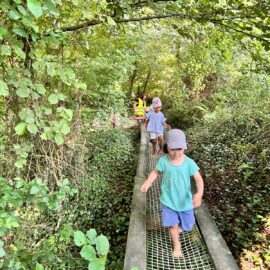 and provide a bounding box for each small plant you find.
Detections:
[74,229,109,270]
